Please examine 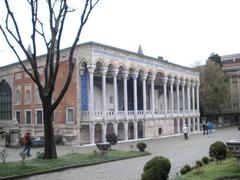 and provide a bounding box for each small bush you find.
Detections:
[180,164,192,175]
[141,156,171,180]
[209,141,227,161]
[137,142,147,152]
[36,152,45,159]
[105,133,117,150]
[201,156,209,164]
[195,160,203,173]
